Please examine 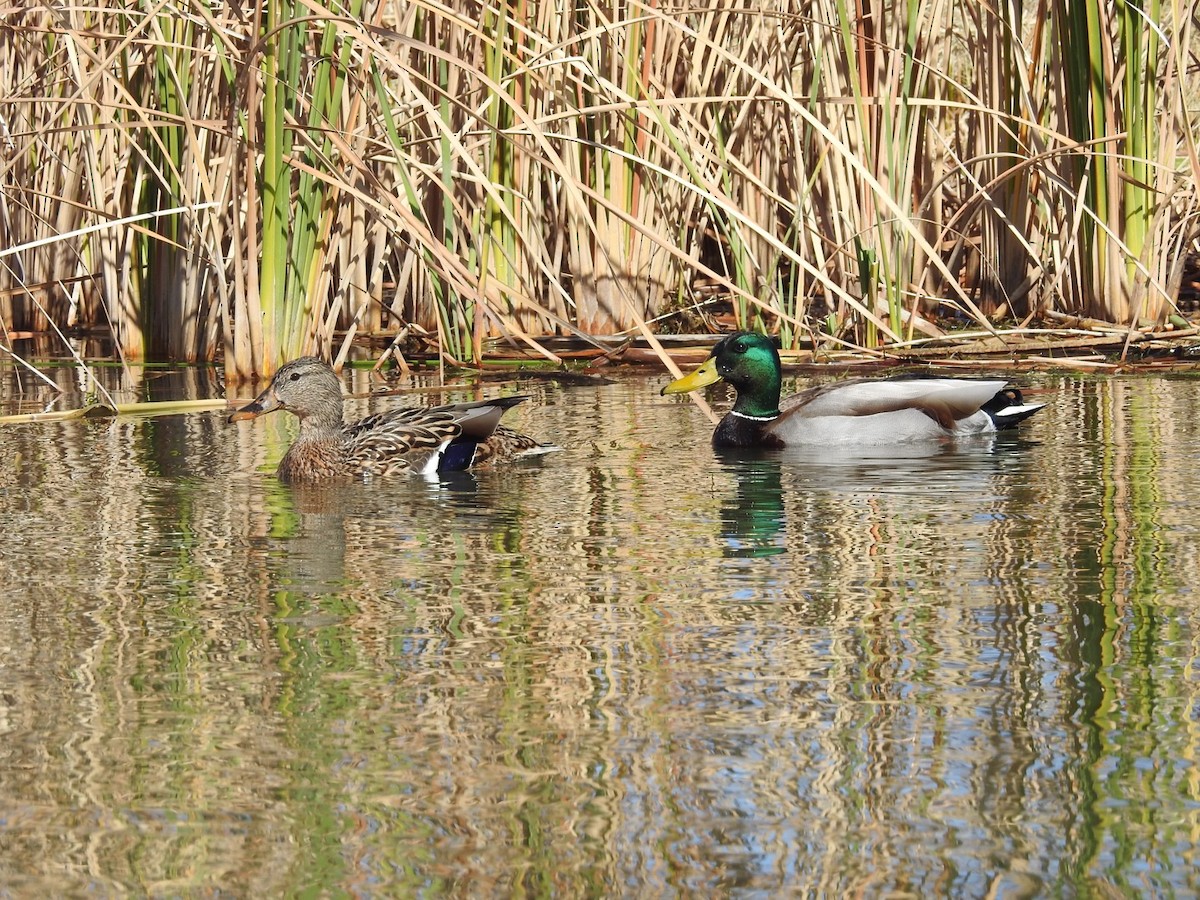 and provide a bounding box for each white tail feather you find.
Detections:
[417,438,454,475]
